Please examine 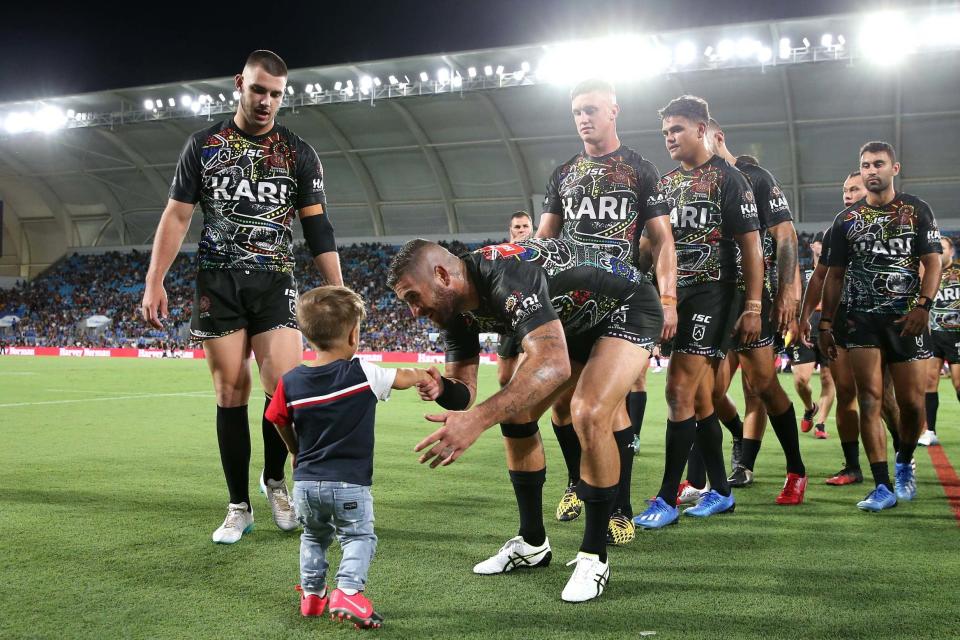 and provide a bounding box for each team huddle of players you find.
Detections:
[142,49,950,619]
